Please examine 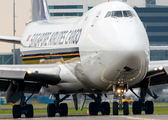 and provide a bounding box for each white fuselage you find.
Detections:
[20,1,149,94]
